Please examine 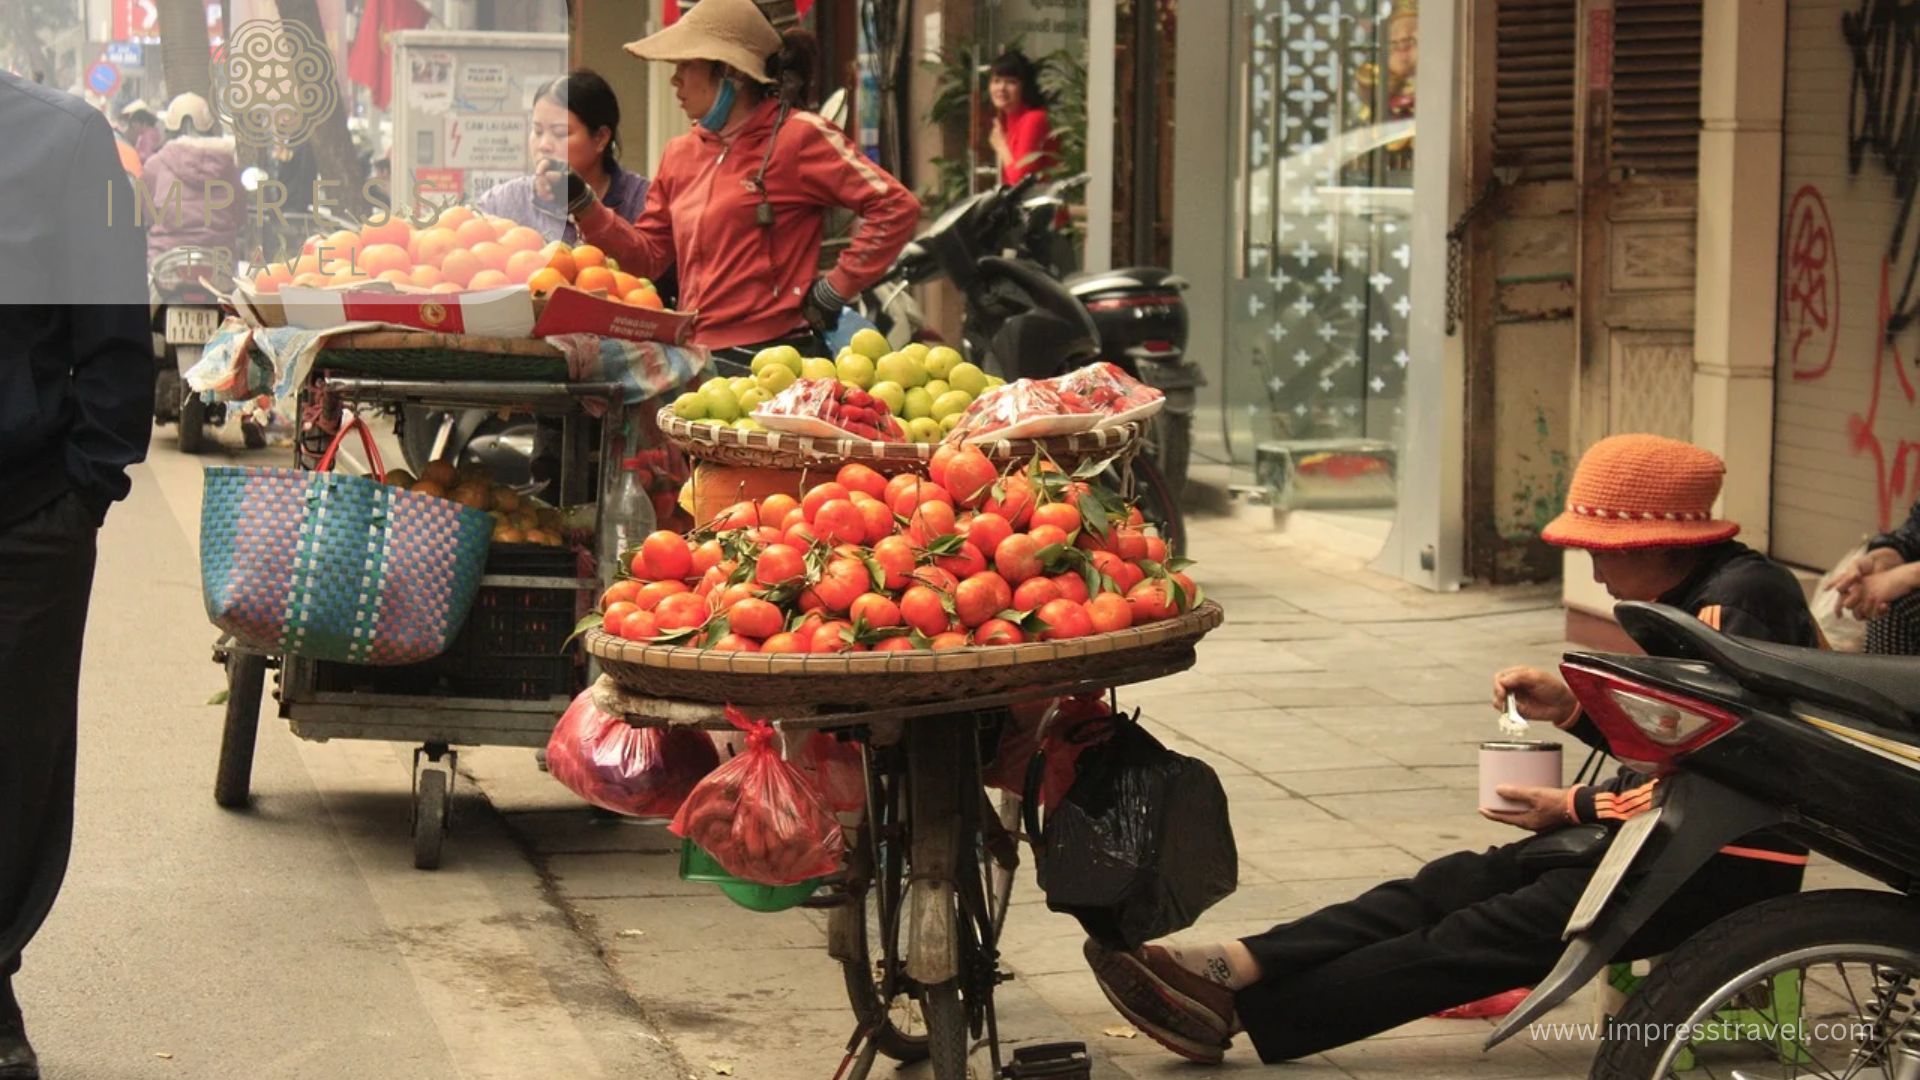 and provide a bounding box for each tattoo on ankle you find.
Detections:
[1205,956,1234,988]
